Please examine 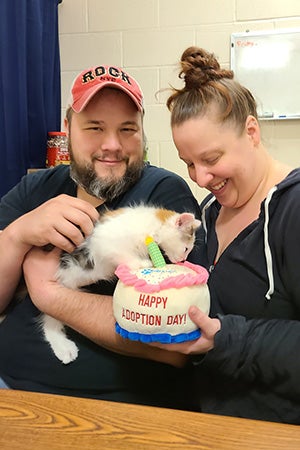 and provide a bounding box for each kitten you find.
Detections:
[11,205,200,364]
[57,205,200,289]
